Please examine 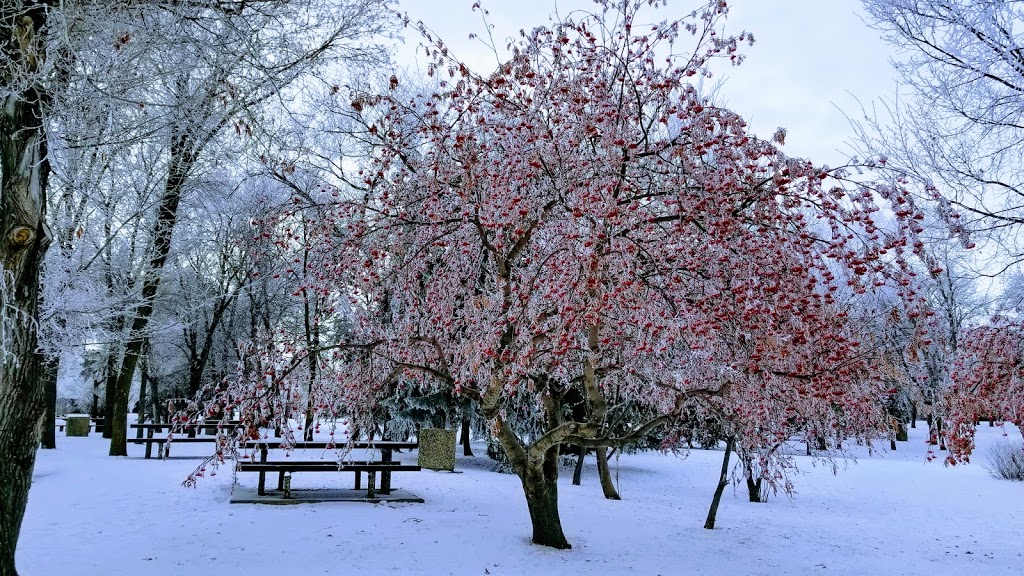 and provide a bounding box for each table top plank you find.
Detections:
[237,463,421,472]
[242,440,418,450]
